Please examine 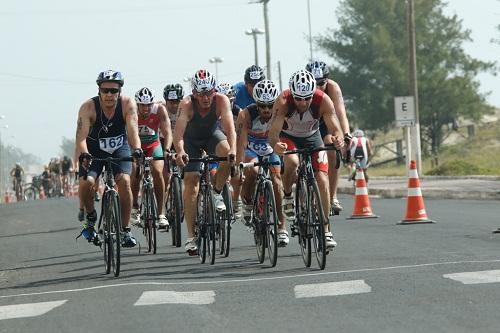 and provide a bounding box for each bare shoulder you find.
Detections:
[178,96,193,118]
[216,93,231,109]
[79,98,95,118]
